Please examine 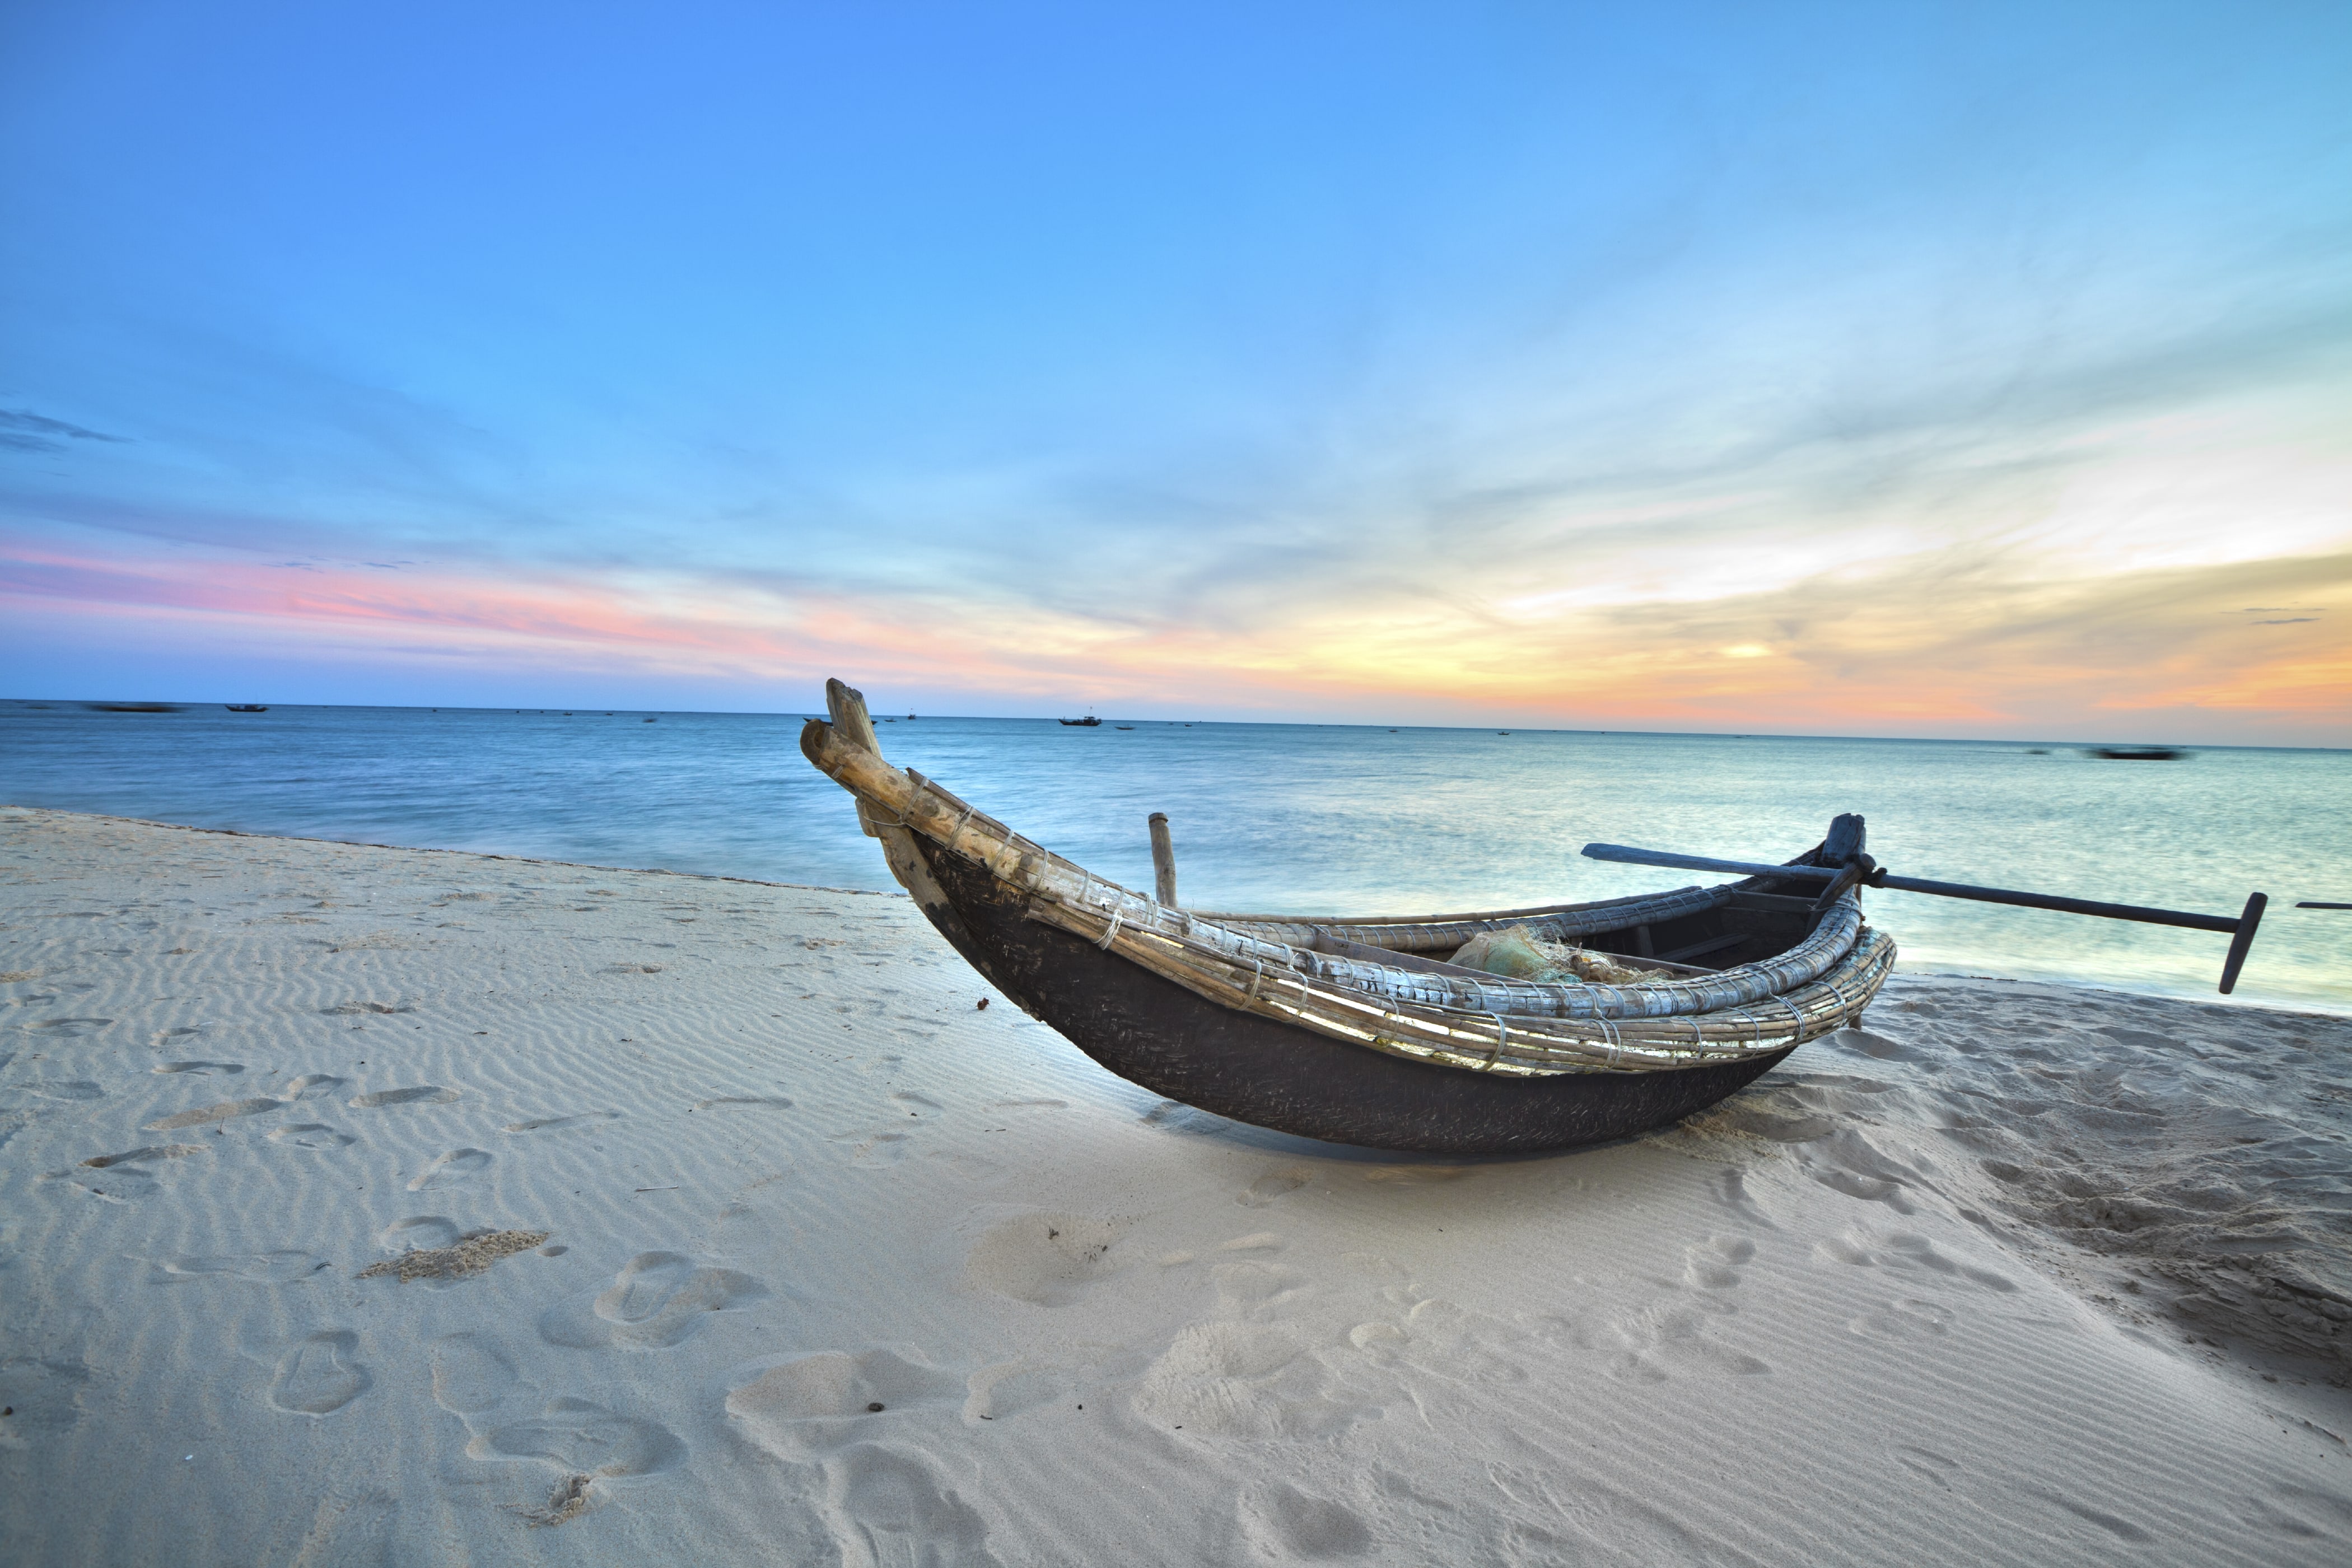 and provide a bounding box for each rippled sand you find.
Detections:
[1,805,2345,1565]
